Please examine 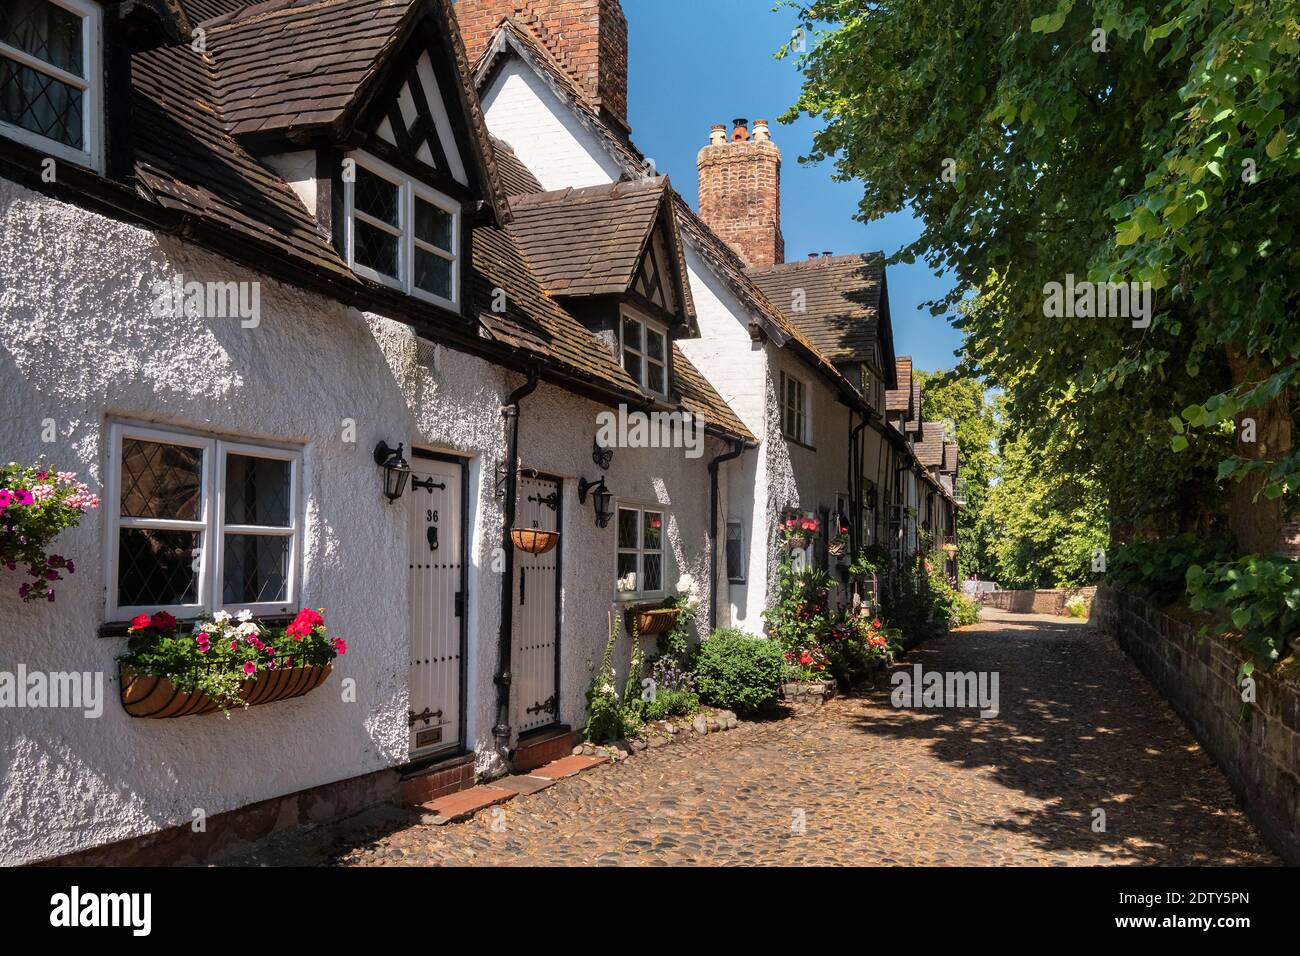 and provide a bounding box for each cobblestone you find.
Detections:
[229,611,1277,866]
